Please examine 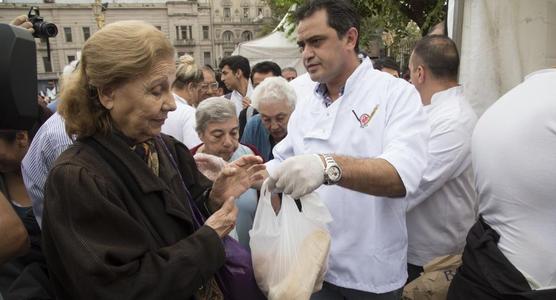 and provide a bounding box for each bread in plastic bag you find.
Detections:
[249,180,333,300]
